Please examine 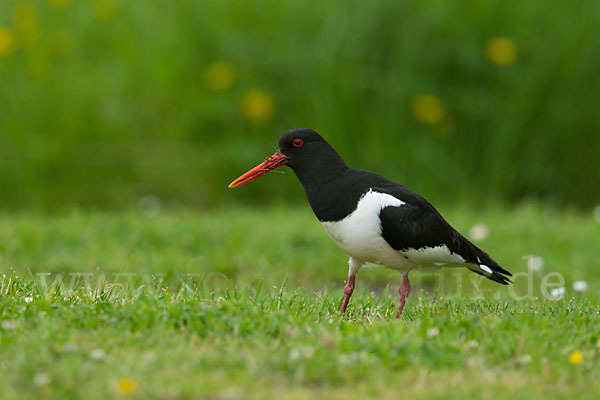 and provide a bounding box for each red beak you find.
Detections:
[228,151,288,188]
